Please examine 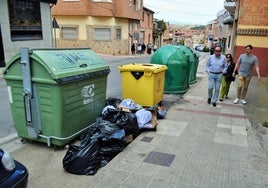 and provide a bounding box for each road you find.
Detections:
[104,55,151,98]
[0,76,15,139]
